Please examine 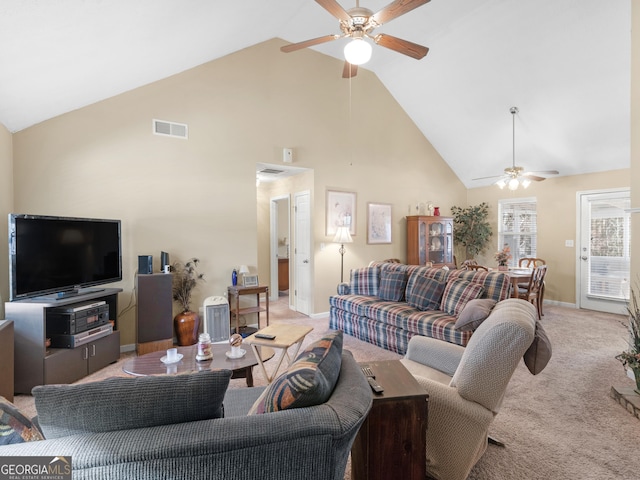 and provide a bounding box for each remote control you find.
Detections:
[361,365,375,378]
[255,333,276,340]
[367,376,384,394]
